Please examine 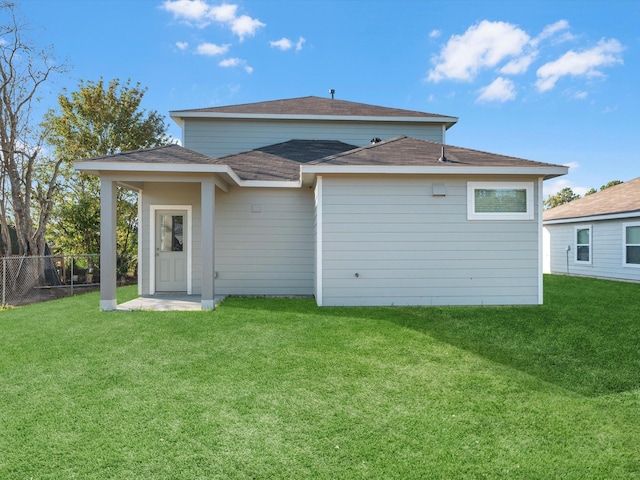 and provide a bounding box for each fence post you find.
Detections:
[70,255,74,296]
[2,256,5,307]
